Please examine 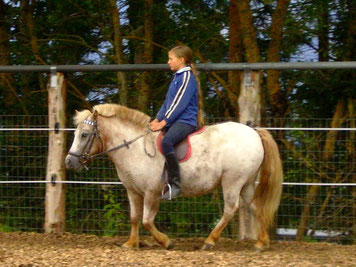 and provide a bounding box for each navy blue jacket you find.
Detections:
[156,67,198,127]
